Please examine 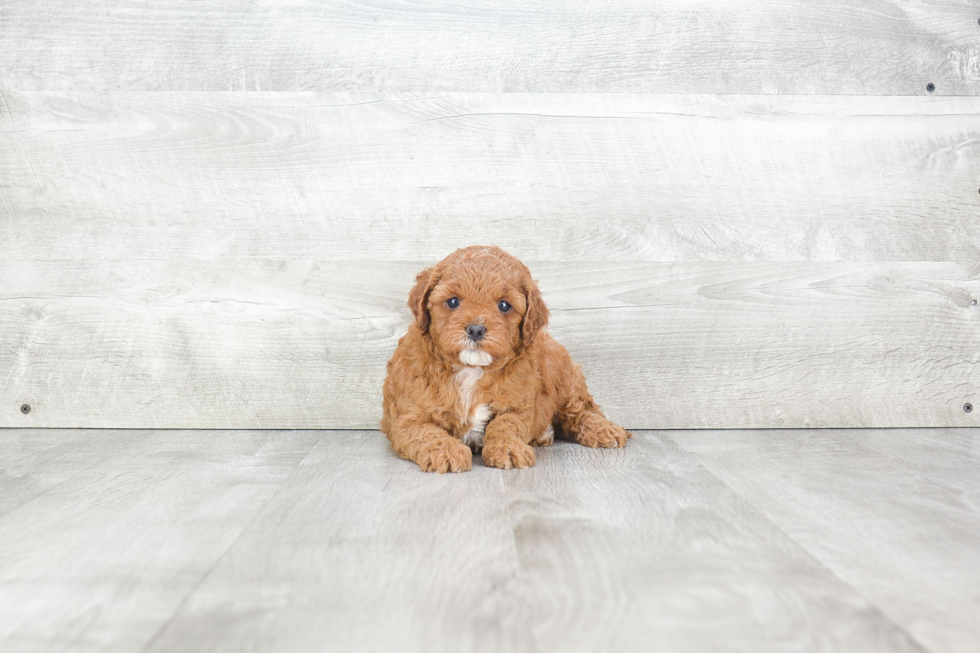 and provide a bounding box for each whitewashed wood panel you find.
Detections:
[2,260,977,429]
[0,1,977,94]
[2,92,978,428]
[2,92,979,264]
